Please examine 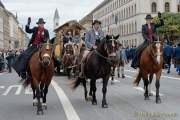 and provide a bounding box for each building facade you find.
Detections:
[92,0,178,47]
[18,26,25,49]
[8,11,19,49]
[79,13,93,36]
[0,7,4,49]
